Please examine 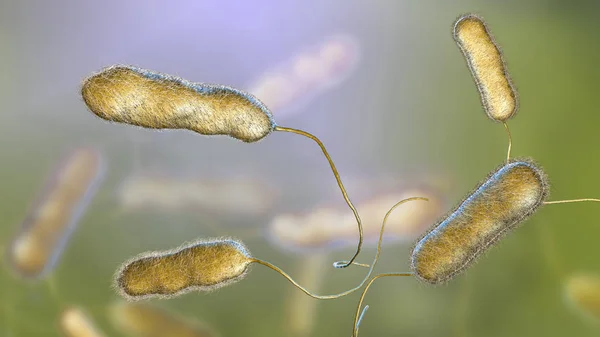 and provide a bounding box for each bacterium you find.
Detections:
[109,301,215,337]
[59,307,106,337]
[411,160,547,284]
[6,147,105,279]
[453,14,518,123]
